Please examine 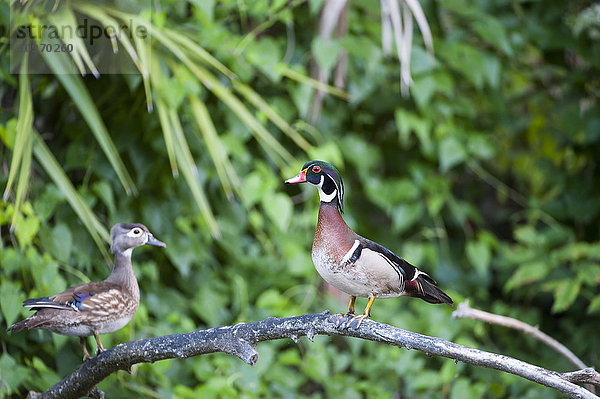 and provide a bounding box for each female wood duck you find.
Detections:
[8,223,166,360]
[285,161,453,327]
